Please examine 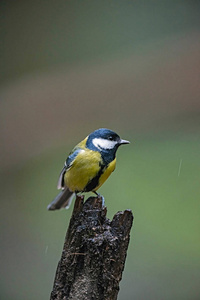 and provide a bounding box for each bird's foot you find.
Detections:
[93,192,105,207]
